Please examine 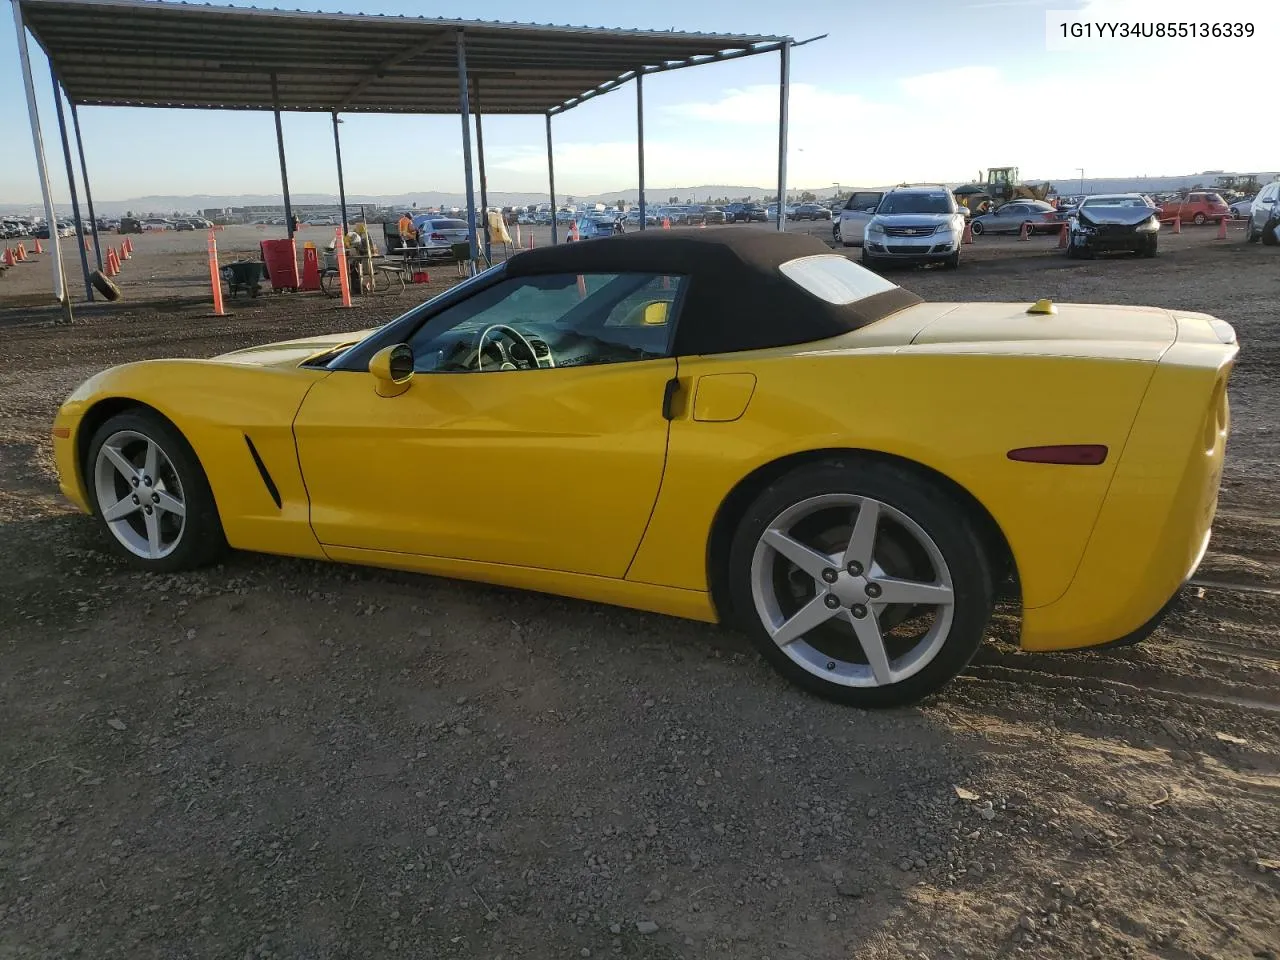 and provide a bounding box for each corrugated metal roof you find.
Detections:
[18,0,788,114]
